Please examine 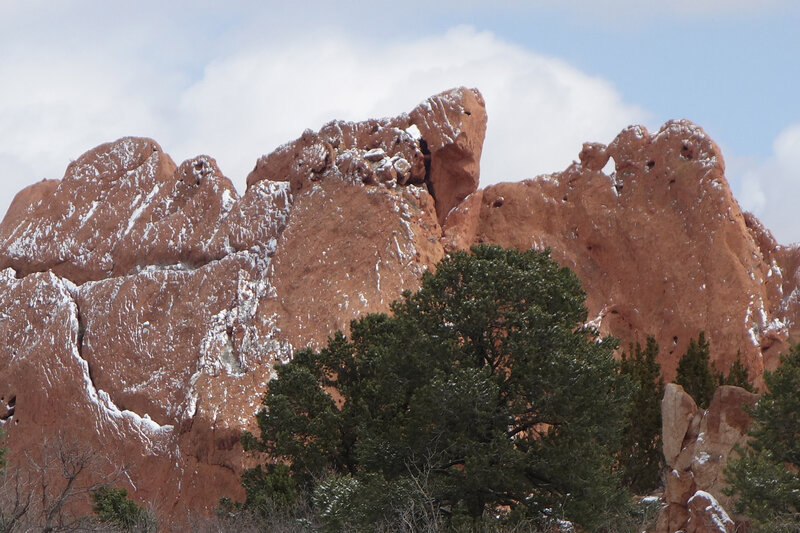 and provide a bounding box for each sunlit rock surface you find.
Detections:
[1,86,797,521]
